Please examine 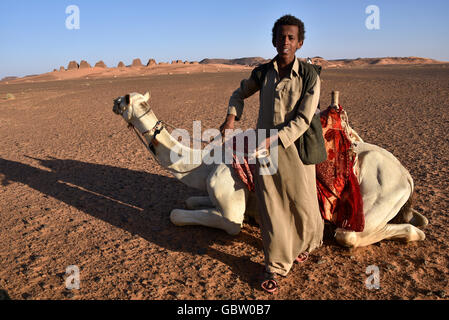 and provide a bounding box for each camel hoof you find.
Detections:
[410,210,429,227]
[335,228,358,248]
[170,209,187,226]
[225,224,241,236]
[403,224,426,242]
